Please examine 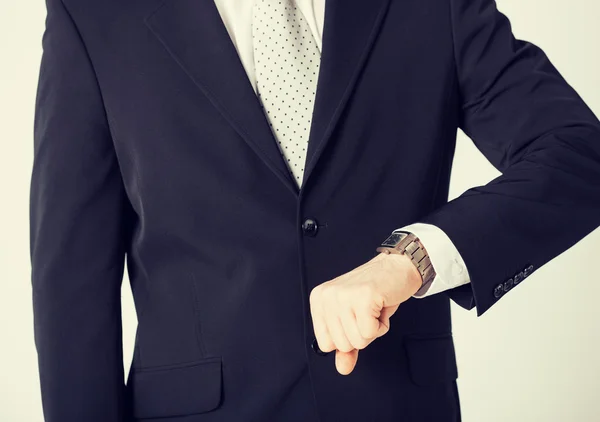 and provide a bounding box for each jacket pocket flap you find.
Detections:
[129,357,222,419]
[403,334,458,387]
